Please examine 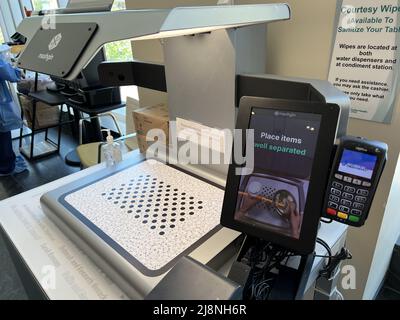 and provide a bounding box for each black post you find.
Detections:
[56,104,64,153]
[28,72,39,160]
